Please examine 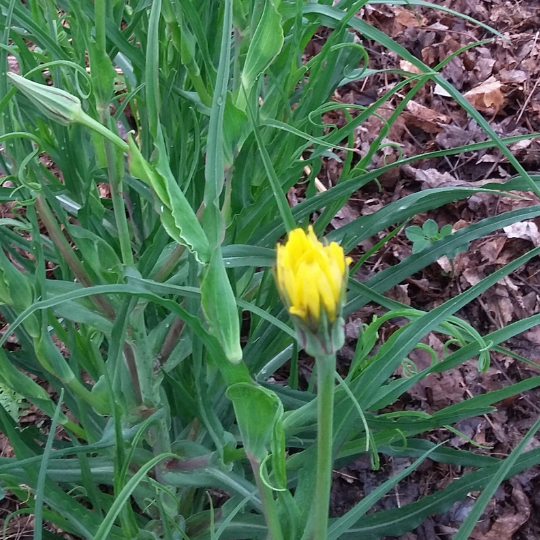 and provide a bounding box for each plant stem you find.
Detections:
[314,353,336,540]
[93,0,106,51]
[94,0,133,267]
[34,196,116,319]
[78,112,129,153]
[249,455,285,540]
[104,130,134,266]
